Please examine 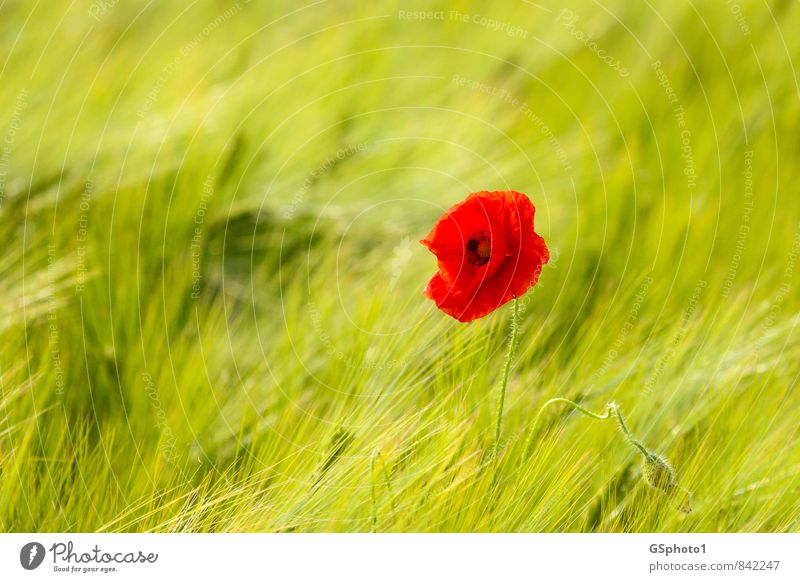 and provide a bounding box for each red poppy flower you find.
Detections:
[420,190,549,322]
